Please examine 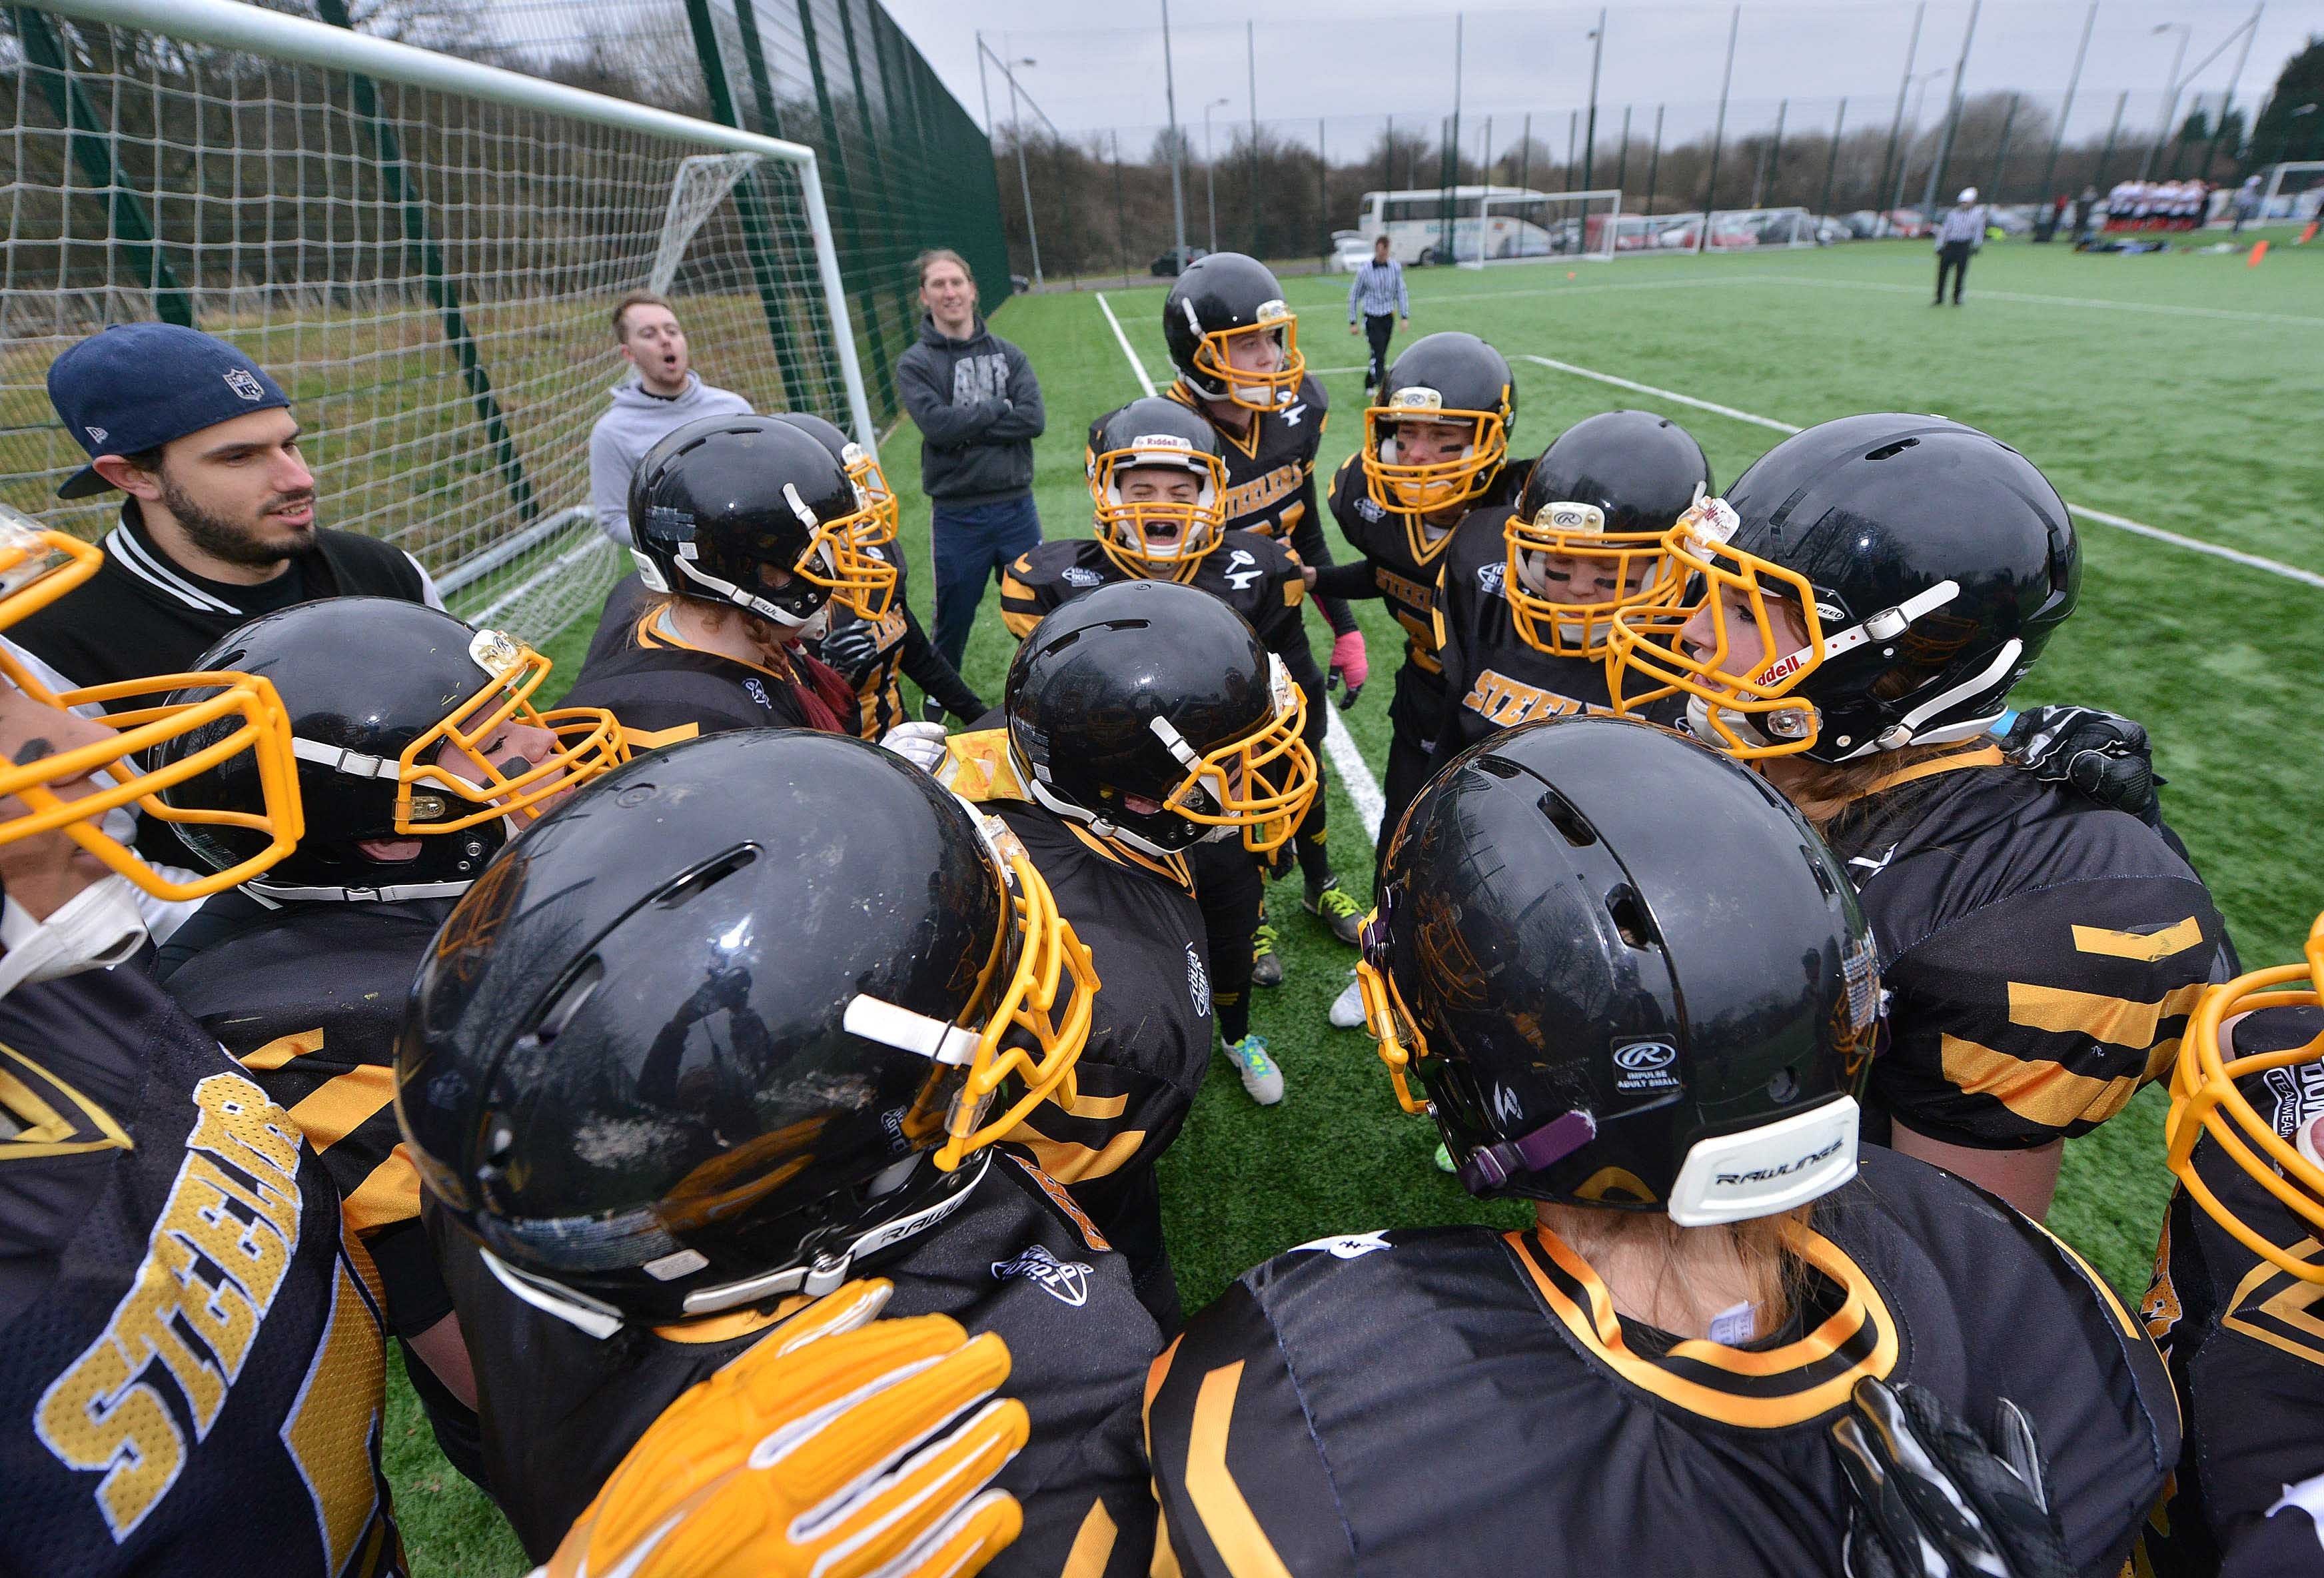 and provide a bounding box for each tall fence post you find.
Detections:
[1644,102,1665,215]
[1111,129,1129,284]
[1614,104,1632,193]
[680,0,811,406]
[14,7,195,328]
[1875,1,1926,235]
[1318,119,1329,271]
[314,0,536,524]
[2037,0,2097,203]
[2093,88,2129,189]
[2199,7,2262,186]
[1699,3,1740,251]
[1754,97,1788,206]
[795,0,895,412]
[1516,113,1531,194]
[1818,97,1847,218]
[1986,91,2020,201]
[1923,0,1981,212]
